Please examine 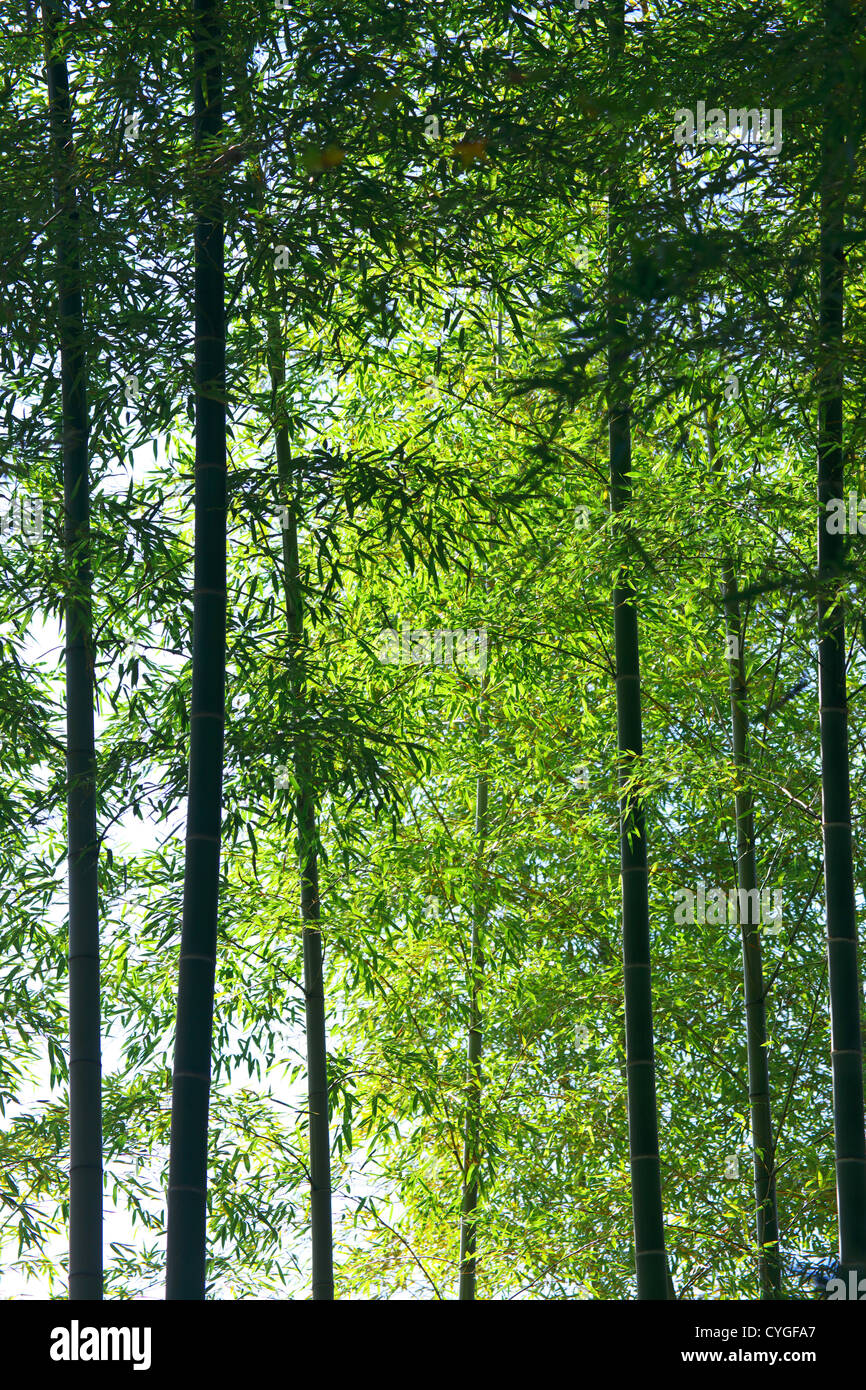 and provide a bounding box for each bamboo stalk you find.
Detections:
[458,694,488,1300]
[721,560,782,1298]
[607,0,668,1302]
[166,0,226,1301]
[42,0,102,1303]
[817,0,866,1285]
[267,309,334,1302]
[279,451,334,1302]
[667,123,783,1292]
